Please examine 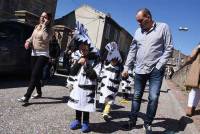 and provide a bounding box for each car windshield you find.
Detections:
[0,24,20,42]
